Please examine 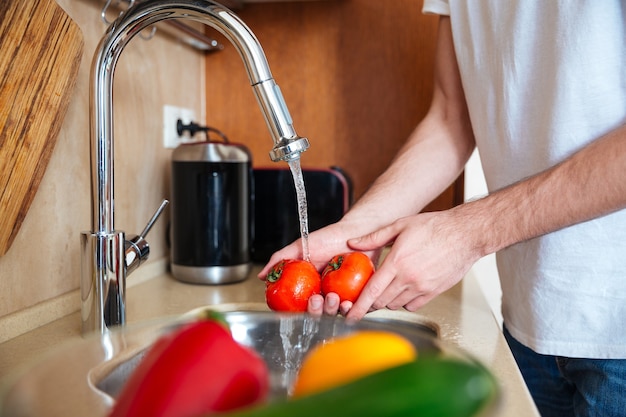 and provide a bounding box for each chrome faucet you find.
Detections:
[81,0,309,334]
